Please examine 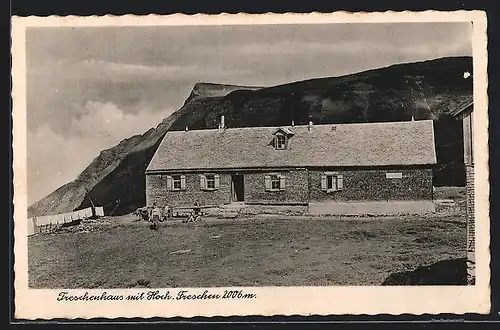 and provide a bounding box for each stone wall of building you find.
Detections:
[145,172,232,207]
[244,169,309,204]
[466,164,475,285]
[146,167,434,208]
[308,168,434,202]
